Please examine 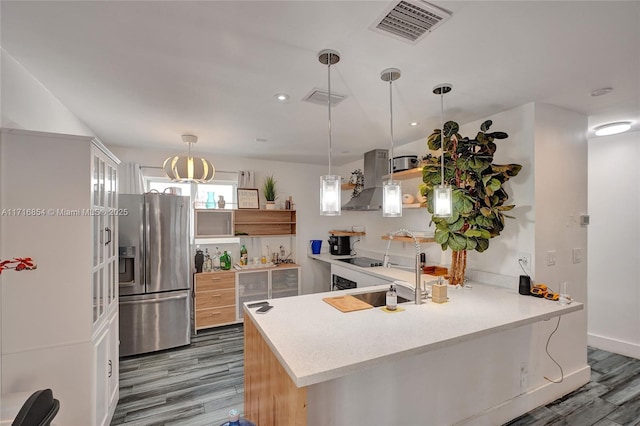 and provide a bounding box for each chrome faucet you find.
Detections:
[385,229,423,305]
